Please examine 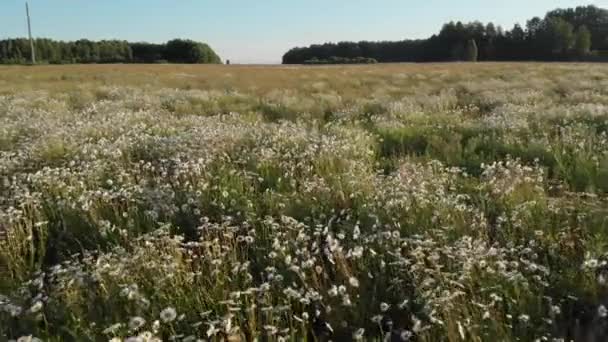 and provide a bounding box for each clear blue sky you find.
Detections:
[1,0,605,63]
